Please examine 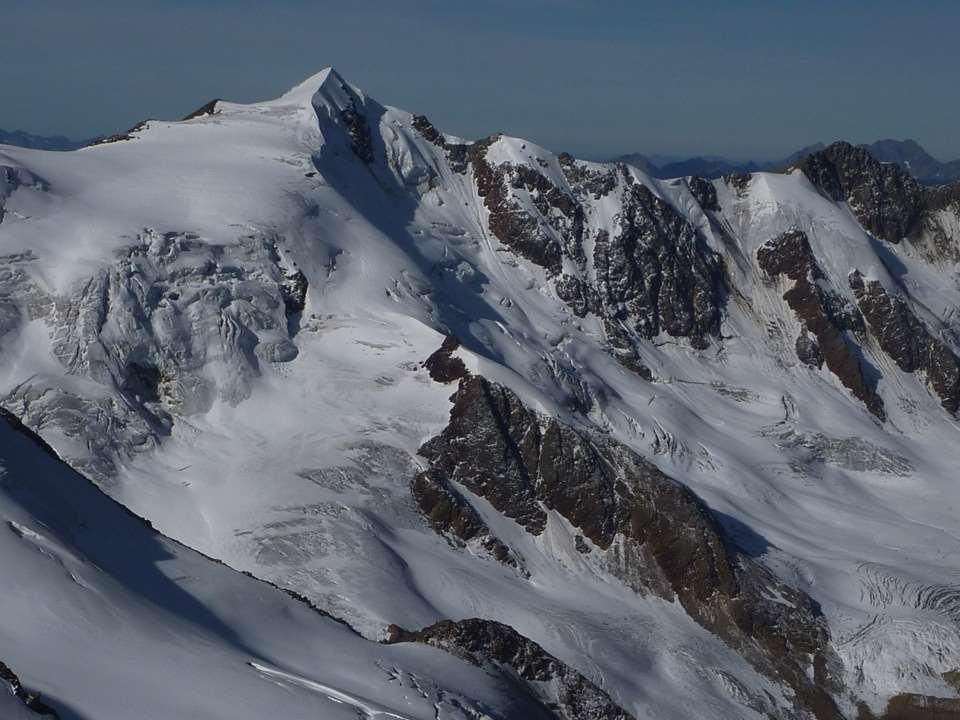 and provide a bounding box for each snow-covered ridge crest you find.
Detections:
[276,66,361,108]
